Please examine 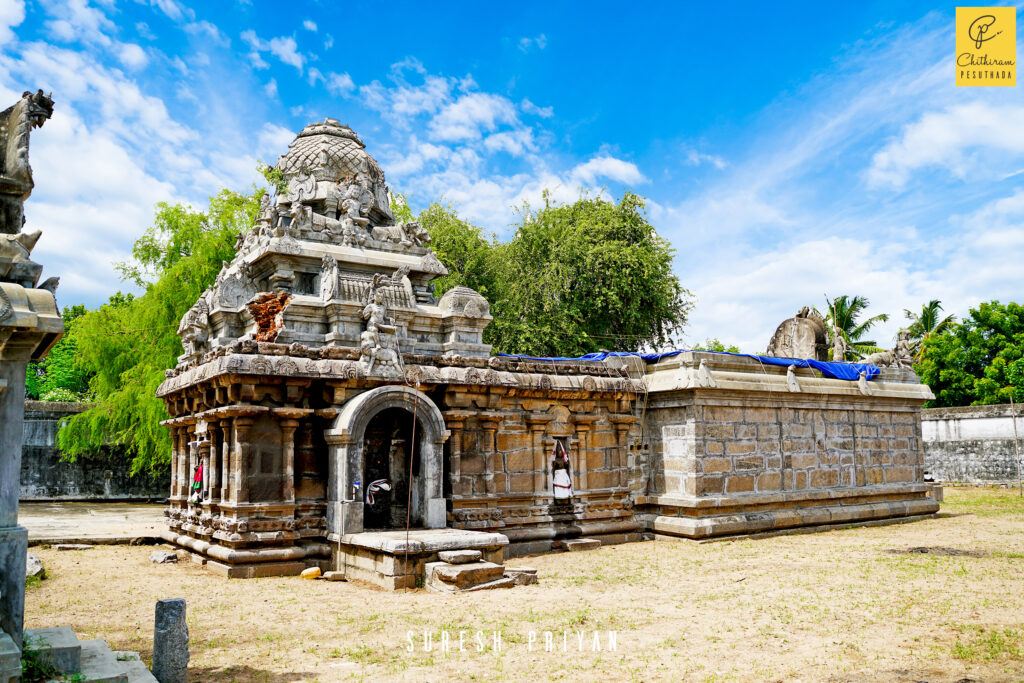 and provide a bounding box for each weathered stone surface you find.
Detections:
[149,551,178,564]
[22,626,80,674]
[565,538,601,552]
[427,561,504,589]
[56,543,93,551]
[437,549,481,564]
[152,599,188,683]
[322,571,347,581]
[0,632,19,683]
[26,551,45,578]
[504,566,539,586]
